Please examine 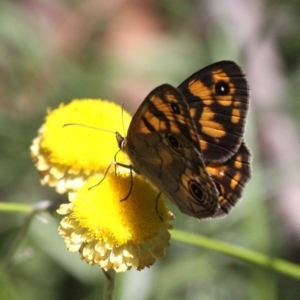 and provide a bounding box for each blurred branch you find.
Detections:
[172,229,300,280]
[2,200,58,271]
[102,269,115,300]
[0,202,31,214]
